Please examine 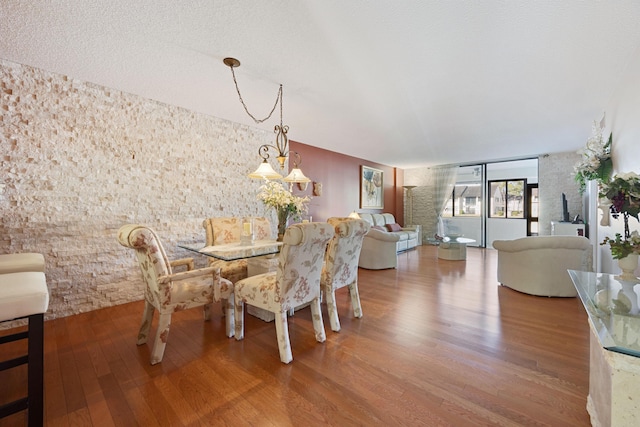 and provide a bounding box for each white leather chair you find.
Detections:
[233,222,333,363]
[0,253,45,274]
[0,265,49,424]
[493,236,592,297]
[322,217,370,332]
[117,224,235,364]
